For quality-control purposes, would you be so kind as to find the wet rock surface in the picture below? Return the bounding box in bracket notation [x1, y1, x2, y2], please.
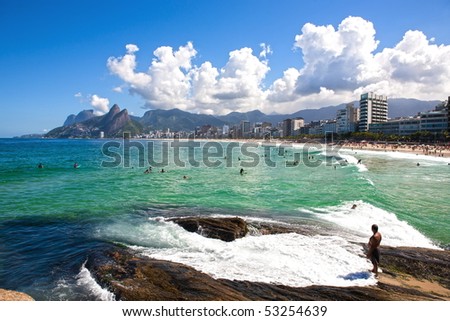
[379, 246, 450, 289]
[87, 249, 250, 301]
[168, 216, 321, 241]
[88, 217, 450, 301]
[168, 217, 249, 242]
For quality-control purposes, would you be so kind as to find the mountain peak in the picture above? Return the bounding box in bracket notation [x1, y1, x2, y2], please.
[47, 105, 141, 138]
[49, 98, 442, 138]
[116, 108, 129, 117]
[63, 109, 95, 126]
[109, 104, 120, 114]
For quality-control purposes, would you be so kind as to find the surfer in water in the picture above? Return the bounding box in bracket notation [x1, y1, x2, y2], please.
[367, 224, 382, 276]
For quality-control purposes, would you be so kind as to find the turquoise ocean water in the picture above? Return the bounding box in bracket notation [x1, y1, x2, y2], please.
[0, 138, 449, 300]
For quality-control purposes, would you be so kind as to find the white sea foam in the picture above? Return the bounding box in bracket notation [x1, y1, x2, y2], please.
[338, 153, 368, 172]
[99, 198, 440, 289]
[76, 262, 115, 301]
[363, 177, 375, 186]
[303, 201, 439, 249]
[318, 149, 368, 171]
[101, 219, 377, 288]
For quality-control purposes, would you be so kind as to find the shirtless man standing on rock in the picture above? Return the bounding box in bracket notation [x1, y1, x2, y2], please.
[367, 224, 382, 276]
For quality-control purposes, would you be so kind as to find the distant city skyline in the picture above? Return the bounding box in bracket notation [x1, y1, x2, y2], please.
[1, 0, 450, 137]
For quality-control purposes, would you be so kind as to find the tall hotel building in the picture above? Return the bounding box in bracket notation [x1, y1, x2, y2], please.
[359, 92, 388, 132]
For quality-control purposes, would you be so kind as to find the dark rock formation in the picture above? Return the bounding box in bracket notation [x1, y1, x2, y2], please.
[87, 250, 249, 301]
[87, 217, 450, 301]
[168, 216, 322, 242]
[246, 220, 321, 237]
[101, 108, 131, 136]
[168, 217, 249, 242]
[99, 104, 120, 127]
[88, 246, 450, 301]
[46, 104, 142, 138]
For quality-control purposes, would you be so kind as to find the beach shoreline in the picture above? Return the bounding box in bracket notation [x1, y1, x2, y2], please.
[339, 141, 450, 158]
[135, 137, 450, 155]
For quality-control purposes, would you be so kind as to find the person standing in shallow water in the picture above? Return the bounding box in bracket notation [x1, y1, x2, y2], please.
[367, 224, 382, 276]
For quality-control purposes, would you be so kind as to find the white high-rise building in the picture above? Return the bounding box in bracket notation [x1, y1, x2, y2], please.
[359, 92, 388, 132]
[291, 118, 304, 135]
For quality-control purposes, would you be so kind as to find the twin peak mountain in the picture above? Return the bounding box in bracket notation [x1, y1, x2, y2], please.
[46, 105, 141, 138]
[46, 104, 228, 138]
[46, 98, 440, 138]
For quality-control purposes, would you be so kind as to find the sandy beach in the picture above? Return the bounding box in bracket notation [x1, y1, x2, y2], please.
[340, 141, 450, 158]
[169, 137, 450, 161]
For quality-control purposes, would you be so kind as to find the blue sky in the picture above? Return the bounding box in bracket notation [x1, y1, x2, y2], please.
[1, 0, 450, 137]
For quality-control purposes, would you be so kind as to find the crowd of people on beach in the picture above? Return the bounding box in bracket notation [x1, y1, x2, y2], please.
[341, 141, 450, 158]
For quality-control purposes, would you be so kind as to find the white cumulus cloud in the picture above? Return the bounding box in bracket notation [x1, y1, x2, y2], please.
[368, 30, 450, 99]
[108, 43, 270, 114]
[268, 16, 450, 111]
[293, 16, 379, 95]
[108, 42, 196, 110]
[106, 16, 450, 115]
[207, 47, 269, 107]
[90, 94, 110, 115]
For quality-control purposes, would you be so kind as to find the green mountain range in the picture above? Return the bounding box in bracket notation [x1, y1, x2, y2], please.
[46, 98, 441, 138]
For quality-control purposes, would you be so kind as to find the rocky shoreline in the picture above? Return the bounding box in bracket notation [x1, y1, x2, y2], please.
[2, 216, 448, 301]
[87, 217, 450, 301]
